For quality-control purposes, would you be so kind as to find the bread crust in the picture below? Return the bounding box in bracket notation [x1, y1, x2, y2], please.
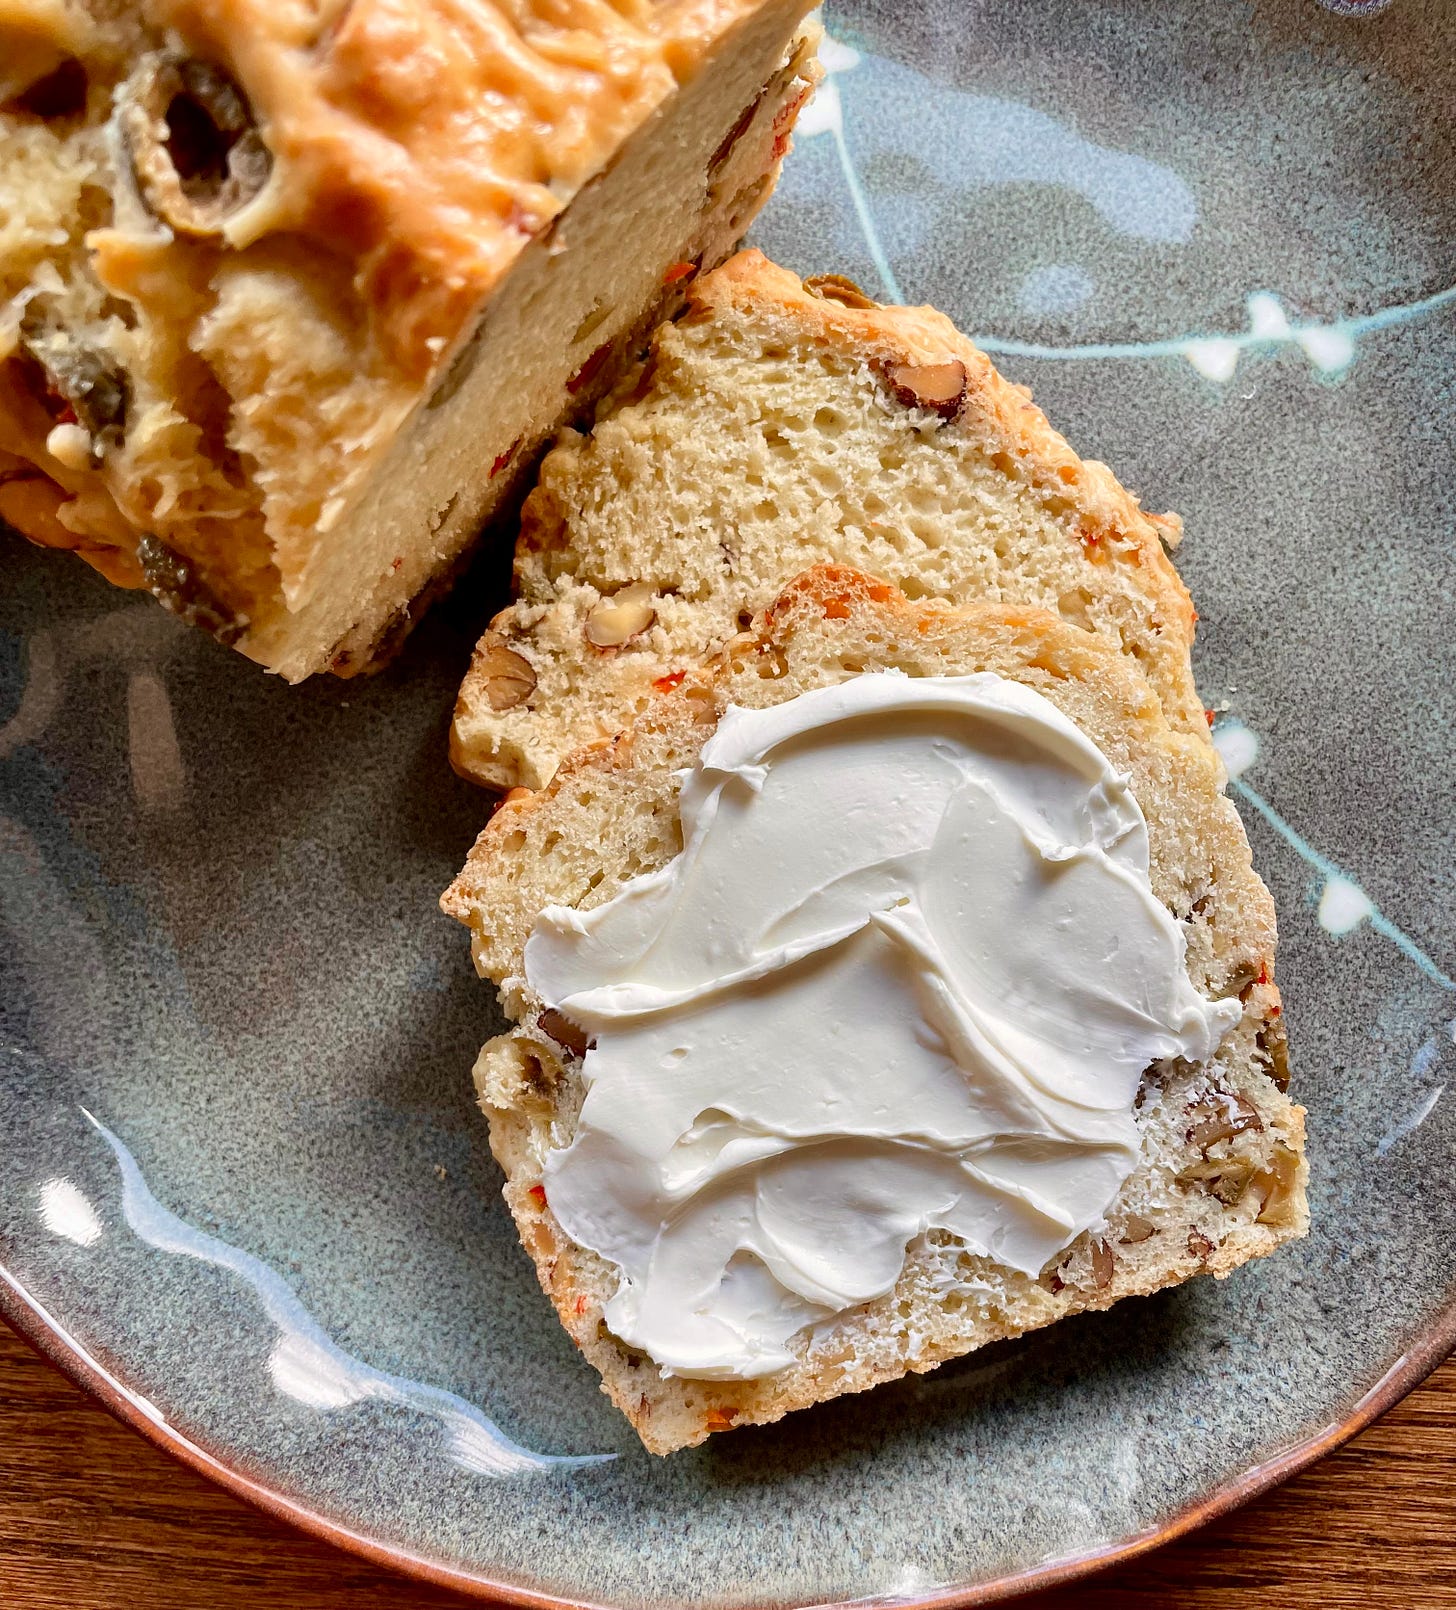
[444, 566, 1306, 1455]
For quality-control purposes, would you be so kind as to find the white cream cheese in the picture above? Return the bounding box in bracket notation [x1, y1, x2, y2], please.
[525, 672, 1239, 1381]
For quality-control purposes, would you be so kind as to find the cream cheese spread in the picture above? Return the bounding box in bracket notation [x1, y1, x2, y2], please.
[525, 672, 1239, 1380]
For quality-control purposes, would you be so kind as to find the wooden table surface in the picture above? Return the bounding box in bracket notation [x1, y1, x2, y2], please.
[2, 1321, 1452, 1609]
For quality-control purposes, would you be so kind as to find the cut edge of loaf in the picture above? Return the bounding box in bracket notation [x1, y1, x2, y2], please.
[450, 249, 1202, 791]
[443, 565, 1306, 1455]
[247, 21, 824, 682]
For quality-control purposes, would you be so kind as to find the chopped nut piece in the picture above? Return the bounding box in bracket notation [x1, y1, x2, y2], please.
[883, 359, 968, 418]
[1186, 1092, 1264, 1151]
[1089, 1238, 1114, 1289]
[683, 684, 719, 725]
[1257, 1022, 1291, 1091]
[1251, 1143, 1301, 1226]
[585, 583, 656, 648]
[538, 1008, 589, 1059]
[45, 422, 93, 471]
[1177, 1156, 1258, 1206]
[1118, 1214, 1157, 1245]
[474, 634, 537, 711]
[118, 52, 272, 237]
[1187, 1228, 1214, 1261]
[803, 273, 879, 310]
[1208, 1161, 1256, 1205]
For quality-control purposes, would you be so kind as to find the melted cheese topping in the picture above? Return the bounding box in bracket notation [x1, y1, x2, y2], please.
[143, 0, 773, 374]
[526, 673, 1240, 1380]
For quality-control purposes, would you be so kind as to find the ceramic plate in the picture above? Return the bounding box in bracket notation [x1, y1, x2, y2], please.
[3, 2, 1454, 1605]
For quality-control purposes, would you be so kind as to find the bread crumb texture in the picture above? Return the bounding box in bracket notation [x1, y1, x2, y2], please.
[452, 250, 1201, 791]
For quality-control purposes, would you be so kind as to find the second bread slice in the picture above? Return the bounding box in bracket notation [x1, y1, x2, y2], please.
[451, 250, 1202, 791]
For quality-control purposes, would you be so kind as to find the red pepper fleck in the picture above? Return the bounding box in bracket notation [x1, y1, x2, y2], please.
[652, 669, 687, 693]
[527, 1184, 546, 1206]
[772, 85, 812, 135]
[662, 260, 697, 286]
[574, 1295, 588, 1315]
[567, 341, 613, 396]
[489, 439, 519, 479]
[1204, 709, 1216, 726]
[391, 557, 403, 573]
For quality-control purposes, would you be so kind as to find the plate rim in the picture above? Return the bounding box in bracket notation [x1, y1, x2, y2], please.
[4, 1261, 1453, 1608]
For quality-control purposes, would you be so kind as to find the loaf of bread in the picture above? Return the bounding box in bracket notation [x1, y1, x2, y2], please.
[451, 250, 1201, 791]
[0, 2, 819, 677]
[442, 566, 1305, 1454]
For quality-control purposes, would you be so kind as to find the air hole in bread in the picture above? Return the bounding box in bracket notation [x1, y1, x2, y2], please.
[813, 405, 849, 436]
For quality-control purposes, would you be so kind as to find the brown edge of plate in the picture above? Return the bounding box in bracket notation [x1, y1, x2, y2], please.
[3, 1261, 1453, 1609]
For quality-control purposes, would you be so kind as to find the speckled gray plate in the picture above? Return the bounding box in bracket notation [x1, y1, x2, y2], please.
[3, 2, 1454, 1605]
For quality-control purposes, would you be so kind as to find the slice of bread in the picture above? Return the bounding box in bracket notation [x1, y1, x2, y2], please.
[442, 566, 1305, 1455]
[451, 250, 1202, 791]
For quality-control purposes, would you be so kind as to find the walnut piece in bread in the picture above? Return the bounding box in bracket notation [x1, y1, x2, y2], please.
[442, 566, 1305, 1455]
[0, 2, 820, 677]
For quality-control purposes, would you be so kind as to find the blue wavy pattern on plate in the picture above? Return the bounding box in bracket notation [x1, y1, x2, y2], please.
[3, 1, 1454, 1604]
